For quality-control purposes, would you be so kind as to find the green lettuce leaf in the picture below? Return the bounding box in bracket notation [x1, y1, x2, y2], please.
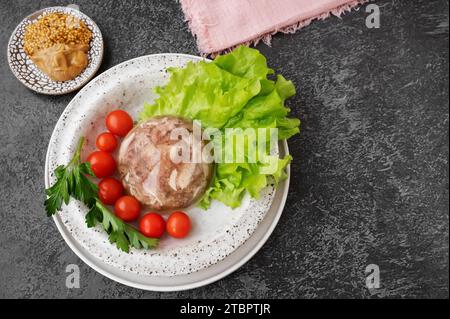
[224, 75, 300, 139]
[141, 46, 300, 209]
[140, 61, 261, 128]
[214, 45, 274, 80]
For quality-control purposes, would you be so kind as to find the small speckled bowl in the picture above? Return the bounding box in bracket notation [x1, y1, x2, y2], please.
[7, 6, 103, 95]
[44, 54, 290, 291]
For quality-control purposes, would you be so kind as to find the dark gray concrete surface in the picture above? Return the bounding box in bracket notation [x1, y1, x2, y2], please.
[0, 0, 448, 298]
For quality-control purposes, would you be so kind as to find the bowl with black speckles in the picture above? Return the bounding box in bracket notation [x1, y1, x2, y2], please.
[44, 54, 291, 291]
[7, 6, 103, 95]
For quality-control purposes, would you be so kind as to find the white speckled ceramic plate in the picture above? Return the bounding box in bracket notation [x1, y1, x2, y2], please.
[7, 6, 103, 95]
[44, 54, 290, 291]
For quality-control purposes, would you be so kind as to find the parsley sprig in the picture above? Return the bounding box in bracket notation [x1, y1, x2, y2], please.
[86, 200, 158, 252]
[45, 137, 98, 216]
[45, 137, 158, 253]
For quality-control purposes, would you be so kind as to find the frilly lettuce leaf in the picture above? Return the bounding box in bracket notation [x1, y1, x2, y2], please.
[214, 45, 274, 80]
[140, 46, 300, 209]
[140, 61, 261, 128]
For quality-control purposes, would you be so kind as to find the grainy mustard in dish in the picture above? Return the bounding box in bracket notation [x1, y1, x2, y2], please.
[23, 12, 93, 81]
[24, 12, 92, 56]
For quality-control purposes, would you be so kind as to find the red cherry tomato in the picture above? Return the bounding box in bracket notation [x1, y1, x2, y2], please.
[96, 132, 118, 152]
[98, 177, 123, 205]
[86, 151, 116, 178]
[106, 110, 133, 137]
[166, 211, 191, 238]
[114, 195, 141, 222]
[139, 213, 166, 238]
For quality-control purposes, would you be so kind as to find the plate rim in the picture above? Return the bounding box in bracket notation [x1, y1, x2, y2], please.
[44, 53, 290, 291]
[7, 6, 104, 95]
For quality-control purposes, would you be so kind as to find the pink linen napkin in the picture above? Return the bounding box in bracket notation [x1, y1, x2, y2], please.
[180, 0, 368, 55]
